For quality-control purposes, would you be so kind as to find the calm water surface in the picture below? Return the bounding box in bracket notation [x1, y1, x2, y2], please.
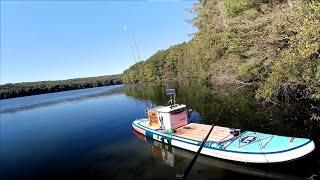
[1, 82, 319, 180]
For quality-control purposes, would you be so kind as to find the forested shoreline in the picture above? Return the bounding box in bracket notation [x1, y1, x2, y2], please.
[123, 0, 320, 103]
[0, 74, 122, 99]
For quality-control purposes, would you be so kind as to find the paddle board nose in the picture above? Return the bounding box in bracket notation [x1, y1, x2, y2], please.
[264, 138, 315, 163]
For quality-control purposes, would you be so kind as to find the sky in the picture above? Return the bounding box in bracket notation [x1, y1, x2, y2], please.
[0, 0, 196, 84]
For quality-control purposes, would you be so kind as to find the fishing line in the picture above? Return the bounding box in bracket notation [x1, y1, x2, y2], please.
[124, 25, 149, 109]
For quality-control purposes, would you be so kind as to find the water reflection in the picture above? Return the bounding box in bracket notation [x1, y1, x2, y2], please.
[125, 81, 319, 140]
[133, 130, 307, 180]
[0, 85, 123, 114]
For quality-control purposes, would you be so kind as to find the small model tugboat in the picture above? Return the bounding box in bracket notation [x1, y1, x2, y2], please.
[132, 89, 315, 163]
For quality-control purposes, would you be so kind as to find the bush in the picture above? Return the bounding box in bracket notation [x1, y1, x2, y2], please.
[316, 65, 320, 80]
[227, 42, 249, 57]
[257, 0, 320, 102]
[236, 60, 261, 82]
[223, 0, 256, 17]
[244, 8, 258, 19]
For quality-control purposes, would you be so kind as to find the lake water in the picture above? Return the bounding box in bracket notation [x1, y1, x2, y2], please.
[1, 82, 319, 180]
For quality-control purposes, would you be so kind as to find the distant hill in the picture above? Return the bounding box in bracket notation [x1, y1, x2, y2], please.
[122, 0, 320, 103]
[0, 74, 122, 99]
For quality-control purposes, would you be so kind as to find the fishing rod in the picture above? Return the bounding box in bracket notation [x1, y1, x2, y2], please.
[124, 25, 143, 81]
[124, 25, 137, 65]
[178, 109, 223, 180]
[178, 123, 215, 180]
[124, 25, 149, 110]
[132, 34, 143, 82]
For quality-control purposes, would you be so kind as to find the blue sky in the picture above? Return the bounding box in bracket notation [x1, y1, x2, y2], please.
[0, 1, 196, 84]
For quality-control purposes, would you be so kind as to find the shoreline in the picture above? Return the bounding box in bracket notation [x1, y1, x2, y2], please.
[0, 74, 122, 100]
